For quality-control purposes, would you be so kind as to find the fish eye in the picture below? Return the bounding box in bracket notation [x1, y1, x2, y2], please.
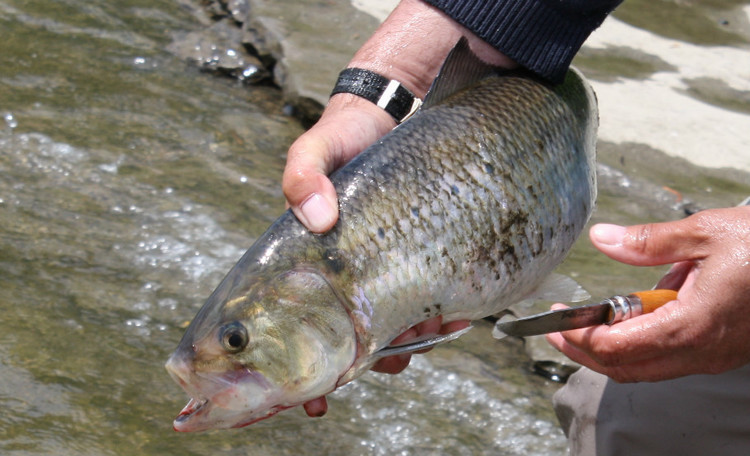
[219, 322, 248, 353]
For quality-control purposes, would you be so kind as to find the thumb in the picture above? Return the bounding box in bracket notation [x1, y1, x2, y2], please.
[589, 219, 706, 267]
[282, 95, 395, 233]
[283, 133, 339, 233]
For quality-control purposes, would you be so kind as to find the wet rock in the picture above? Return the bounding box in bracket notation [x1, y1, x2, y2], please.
[524, 335, 581, 382]
[168, 19, 269, 84]
[186, 0, 381, 123]
[239, 0, 380, 124]
[225, 0, 249, 24]
[202, 0, 232, 20]
[531, 360, 580, 384]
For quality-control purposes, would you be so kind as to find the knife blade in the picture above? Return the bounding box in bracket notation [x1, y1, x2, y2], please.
[493, 289, 678, 339]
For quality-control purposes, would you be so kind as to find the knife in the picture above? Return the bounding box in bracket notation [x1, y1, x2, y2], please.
[493, 289, 678, 339]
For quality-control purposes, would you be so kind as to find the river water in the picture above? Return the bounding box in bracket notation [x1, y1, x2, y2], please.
[1, 0, 749, 455]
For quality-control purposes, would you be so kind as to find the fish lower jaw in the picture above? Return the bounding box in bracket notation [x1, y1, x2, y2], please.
[172, 388, 292, 432]
[173, 397, 209, 432]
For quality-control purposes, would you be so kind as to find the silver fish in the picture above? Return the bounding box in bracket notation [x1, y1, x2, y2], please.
[165, 38, 598, 432]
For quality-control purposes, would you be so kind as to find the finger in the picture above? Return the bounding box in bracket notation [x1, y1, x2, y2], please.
[283, 133, 340, 233]
[548, 328, 721, 383]
[439, 319, 471, 335]
[413, 315, 443, 338]
[370, 354, 411, 374]
[412, 317, 444, 354]
[388, 316, 442, 346]
[589, 218, 710, 267]
[303, 396, 328, 417]
[384, 316, 443, 358]
[371, 315, 448, 374]
[546, 329, 665, 382]
[546, 330, 604, 368]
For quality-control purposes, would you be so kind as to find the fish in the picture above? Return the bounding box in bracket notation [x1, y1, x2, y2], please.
[165, 37, 598, 432]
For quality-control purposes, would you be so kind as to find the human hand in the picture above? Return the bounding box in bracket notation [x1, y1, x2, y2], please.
[546, 206, 750, 383]
[282, 0, 516, 233]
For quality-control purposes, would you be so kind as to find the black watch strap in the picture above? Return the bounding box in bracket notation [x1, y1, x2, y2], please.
[331, 68, 422, 123]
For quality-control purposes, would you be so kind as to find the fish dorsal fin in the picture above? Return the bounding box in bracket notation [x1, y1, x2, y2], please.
[422, 37, 499, 109]
[373, 326, 473, 359]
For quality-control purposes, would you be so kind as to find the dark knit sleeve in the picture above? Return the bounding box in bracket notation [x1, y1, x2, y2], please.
[423, 0, 622, 83]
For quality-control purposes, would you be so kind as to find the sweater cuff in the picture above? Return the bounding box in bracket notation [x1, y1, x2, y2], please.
[424, 0, 619, 83]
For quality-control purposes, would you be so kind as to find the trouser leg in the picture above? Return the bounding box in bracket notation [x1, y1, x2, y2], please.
[553, 364, 750, 456]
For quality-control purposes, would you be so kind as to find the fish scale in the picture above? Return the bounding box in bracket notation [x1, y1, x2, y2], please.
[166, 38, 598, 431]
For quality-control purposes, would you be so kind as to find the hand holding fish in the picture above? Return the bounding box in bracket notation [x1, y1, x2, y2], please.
[546, 206, 750, 382]
[282, 0, 516, 234]
[282, 93, 396, 233]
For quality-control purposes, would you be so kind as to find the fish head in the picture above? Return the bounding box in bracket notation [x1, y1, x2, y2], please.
[165, 268, 357, 431]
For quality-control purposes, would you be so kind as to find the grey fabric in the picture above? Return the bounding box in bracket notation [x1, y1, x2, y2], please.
[554, 364, 750, 455]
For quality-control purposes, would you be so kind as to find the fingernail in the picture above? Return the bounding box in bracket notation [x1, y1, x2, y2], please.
[300, 193, 335, 232]
[591, 223, 627, 246]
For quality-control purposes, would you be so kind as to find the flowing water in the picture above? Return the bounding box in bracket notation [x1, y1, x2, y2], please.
[1, 0, 749, 455]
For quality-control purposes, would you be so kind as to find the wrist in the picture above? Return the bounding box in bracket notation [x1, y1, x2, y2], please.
[319, 92, 398, 150]
[325, 92, 395, 125]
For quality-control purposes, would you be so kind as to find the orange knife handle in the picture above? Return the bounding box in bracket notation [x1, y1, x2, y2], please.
[606, 289, 678, 324]
[630, 289, 678, 315]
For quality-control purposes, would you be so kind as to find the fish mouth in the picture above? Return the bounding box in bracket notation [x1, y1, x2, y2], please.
[165, 353, 231, 432]
[166, 353, 285, 432]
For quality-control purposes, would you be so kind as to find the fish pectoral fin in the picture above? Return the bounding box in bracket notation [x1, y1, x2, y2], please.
[513, 273, 590, 309]
[373, 326, 473, 360]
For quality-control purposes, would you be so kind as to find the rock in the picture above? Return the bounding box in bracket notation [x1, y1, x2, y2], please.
[179, 0, 382, 123]
[225, 0, 249, 24]
[524, 335, 581, 382]
[168, 18, 269, 84]
[239, 0, 381, 124]
[202, 0, 231, 20]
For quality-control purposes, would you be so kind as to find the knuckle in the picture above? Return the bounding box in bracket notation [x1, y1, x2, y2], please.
[685, 211, 716, 237]
[684, 207, 750, 244]
[281, 170, 308, 204]
[627, 223, 655, 256]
